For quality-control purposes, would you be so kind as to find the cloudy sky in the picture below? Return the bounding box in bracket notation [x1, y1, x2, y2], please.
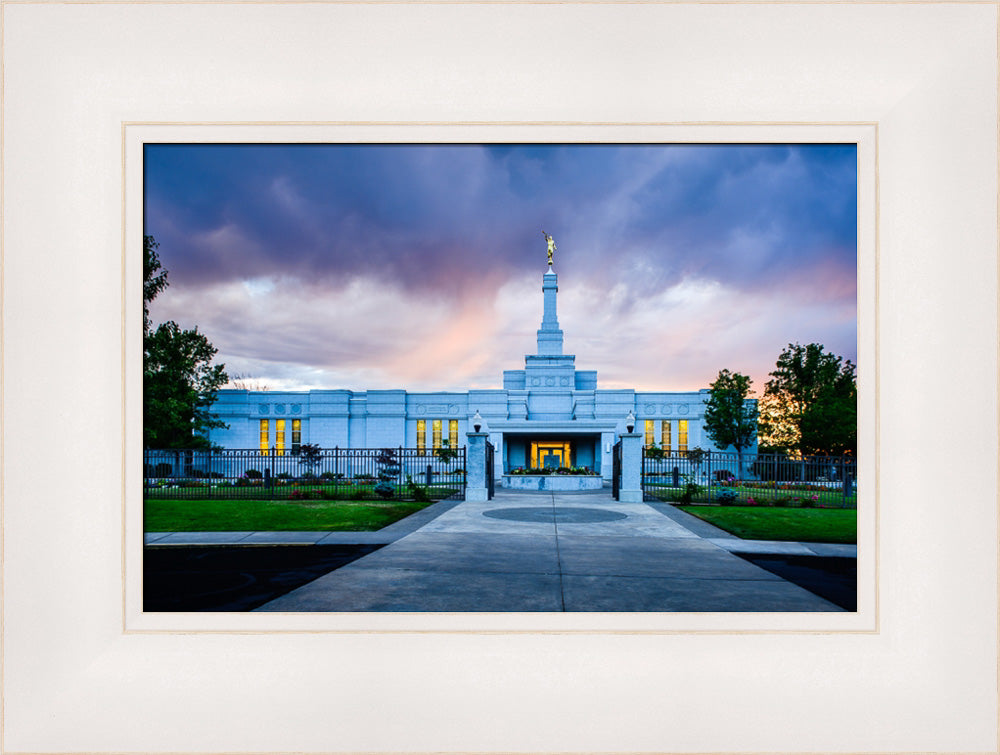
[143, 143, 857, 395]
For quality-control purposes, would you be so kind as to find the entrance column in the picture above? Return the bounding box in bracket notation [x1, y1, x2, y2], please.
[618, 430, 644, 502]
[465, 431, 490, 501]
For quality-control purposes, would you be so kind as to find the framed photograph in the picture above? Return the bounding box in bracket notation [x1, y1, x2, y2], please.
[127, 126, 874, 633]
[3, 2, 996, 753]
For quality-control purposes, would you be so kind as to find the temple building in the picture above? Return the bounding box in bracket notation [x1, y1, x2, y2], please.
[207, 256, 752, 482]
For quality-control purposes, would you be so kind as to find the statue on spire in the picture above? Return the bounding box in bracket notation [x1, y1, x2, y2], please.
[542, 231, 556, 267]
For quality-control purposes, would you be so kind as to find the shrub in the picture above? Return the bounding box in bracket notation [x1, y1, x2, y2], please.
[276, 472, 292, 480]
[152, 462, 173, 477]
[716, 489, 739, 505]
[405, 475, 432, 503]
[349, 487, 368, 501]
[300, 471, 317, 480]
[374, 482, 395, 499]
[320, 471, 337, 480]
[244, 469, 263, 479]
[679, 482, 701, 504]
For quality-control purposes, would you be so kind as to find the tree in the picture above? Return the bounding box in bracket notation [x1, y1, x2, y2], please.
[756, 392, 799, 454]
[298, 443, 322, 474]
[144, 236, 169, 336]
[226, 373, 271, 392]
[144, 235, 228, 449]
[434, 439, 459, 464]
[762, 343, 856, 456]
[703, 369, 758, 478]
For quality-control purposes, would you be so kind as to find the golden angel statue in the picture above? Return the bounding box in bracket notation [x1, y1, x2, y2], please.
[542, 231, 556, 266]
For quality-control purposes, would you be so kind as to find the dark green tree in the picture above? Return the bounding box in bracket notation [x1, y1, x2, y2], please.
[144, 235, 228, 449]
[298, 443, 323, 472]
[703, 369, 758, 477]
[435, 439, 459, 464]
[144, 236, 169, 335]
[762, 343, 856, 456]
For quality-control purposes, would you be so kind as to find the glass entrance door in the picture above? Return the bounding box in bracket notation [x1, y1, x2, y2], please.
[530, 441, 572, 469]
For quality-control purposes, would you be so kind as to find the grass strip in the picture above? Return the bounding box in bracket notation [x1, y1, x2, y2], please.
[676, 505, 856, 544]
[145, 498, 437, 532]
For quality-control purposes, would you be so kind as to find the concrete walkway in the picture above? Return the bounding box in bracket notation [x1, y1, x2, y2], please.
[220, 489, 850, 612]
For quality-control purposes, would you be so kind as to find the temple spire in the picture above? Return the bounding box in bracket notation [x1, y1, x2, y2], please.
[536, 235, 563, 355]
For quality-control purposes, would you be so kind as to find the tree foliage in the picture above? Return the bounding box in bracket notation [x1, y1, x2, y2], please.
[703, 370, 758, 472]
[761, 343, 856, 456]
[143, 236, 169, 336]
[144, 235, 228, 449]
[298, 443, 322, 471]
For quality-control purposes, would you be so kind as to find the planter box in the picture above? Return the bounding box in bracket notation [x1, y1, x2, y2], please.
[501, 474, 604, 491]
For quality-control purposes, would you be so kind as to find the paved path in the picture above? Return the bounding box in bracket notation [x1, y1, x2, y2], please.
[229, 489, 848, 612]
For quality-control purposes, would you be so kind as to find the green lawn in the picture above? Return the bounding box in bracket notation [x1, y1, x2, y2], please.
[144, 498, 439, 532]
[676, 505, 857, 544]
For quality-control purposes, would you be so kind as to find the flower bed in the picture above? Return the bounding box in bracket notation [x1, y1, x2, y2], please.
[508, 466, 598, 476]
[502, 473, 604, 491]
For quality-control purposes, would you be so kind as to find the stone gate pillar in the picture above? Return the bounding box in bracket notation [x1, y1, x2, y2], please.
[465, 431, 490, 501]
[618, 431, 644, 502]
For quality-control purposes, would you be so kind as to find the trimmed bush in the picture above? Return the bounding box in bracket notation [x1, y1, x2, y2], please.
[679, 482, 701, 504]
[716, 489, 739, 505]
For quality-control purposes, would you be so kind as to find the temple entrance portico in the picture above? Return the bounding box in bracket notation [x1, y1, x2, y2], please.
[486, 420, 620, 480]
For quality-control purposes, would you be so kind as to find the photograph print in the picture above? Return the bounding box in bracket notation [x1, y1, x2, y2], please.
[142, 142, 858, 613]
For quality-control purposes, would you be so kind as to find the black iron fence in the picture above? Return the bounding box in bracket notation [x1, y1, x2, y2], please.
[486, 441, 495, 500]
[641, 450, 857, 508]
[611, 440, 622, 501]
[144, 447, 466, 501]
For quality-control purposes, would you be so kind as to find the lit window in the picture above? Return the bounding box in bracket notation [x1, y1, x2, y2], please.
[291, 419, 301, 454]
[661, 420, 671, 453]
[416, 420, 426, 453]
[275, 419, 285, 456]
[644, 419, 654, 447]
[678, 419, 688, 456]
[449, 419, 459, 449]
[259, 419, 269, 456]
[432, 419, 442, 450]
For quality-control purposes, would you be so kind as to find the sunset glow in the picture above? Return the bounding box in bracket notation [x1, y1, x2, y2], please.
[144, 143, 857, 394]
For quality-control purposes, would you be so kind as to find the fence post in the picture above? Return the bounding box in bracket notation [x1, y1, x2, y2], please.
[707, 452, 714, 503]
[842, 457, 853, 508]
[617, 431, 644, 502]
[465, 431, 490, 501]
